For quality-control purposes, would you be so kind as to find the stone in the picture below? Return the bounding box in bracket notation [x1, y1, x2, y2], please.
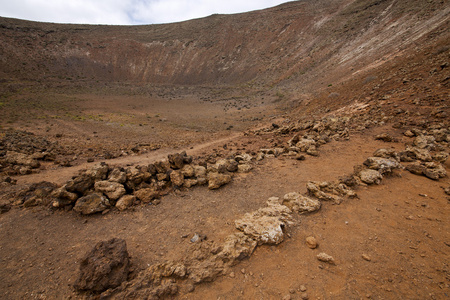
[423, 162, 446, 180]
[85, 163, 109, 180]
[363, 157, 402, 174]
[359, 169, 382, 185]
[94, 181, 126, 201]
[0, 204, 11, 214]
[235, 153, 252, 163]
[237, 164, 252, 173]
[235, 198, 292, 245]
[65, 174, 95, 195]
[362, 254, 371, 261]
[317, 252, 335, 264]
[306, 236, 318, 249]
[373, 148, 400, 161]
[404, 130, 415, 137]
[74, 238, 130, 293]
[73, 193, 110, 215]
[296, 139, 316, 152]
[433, 152, 449, 164]
[282, 192, 321, 214]
[407, 146, 432, 162]
[168, 153, 185, 169]
[181, 164, 195, 178]
[215, 159, 230, 173]
[170, 170, 185, 187]
[217, 232, 257, 263]
[184, 179, 198, 188]
[154, 160, 170, 174]
[115, 195, 135, 211]
[413, 135, 432, 149]
[156, 173, 168, 181]
[406, 163, 426, 175]
[108, 168, 127, 184]
[190, 233, 207, 243]
[5, 151, 40, 168]
[125, 168, 145, 190]
[207, 173, 231, 190]
[444, 186, 450, 196]
[193, 165, 207, 178]
[227, 160, 239, 172]
[51, 186, 79, 207]
[306, 181, 343, 204]
[306, 146, 319, 156]
[134, 188, 159, 203]
[375, 133, 393, 142]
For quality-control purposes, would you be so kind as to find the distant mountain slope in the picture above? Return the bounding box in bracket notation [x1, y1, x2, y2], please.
[0, 0, 448, 87]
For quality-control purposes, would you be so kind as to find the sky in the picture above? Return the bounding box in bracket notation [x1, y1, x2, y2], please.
[0, 0, 290, 25]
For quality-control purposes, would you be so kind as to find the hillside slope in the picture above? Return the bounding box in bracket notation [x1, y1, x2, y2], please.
[0, 0, 448, 88]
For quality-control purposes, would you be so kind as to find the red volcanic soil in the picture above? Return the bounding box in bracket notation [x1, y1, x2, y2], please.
[0, 0, 449, 299]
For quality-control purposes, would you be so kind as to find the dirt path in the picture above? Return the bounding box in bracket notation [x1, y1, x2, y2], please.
[13, 132, 242, 185]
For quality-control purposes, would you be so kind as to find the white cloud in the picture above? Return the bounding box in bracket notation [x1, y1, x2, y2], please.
[0, 0, 289, 25]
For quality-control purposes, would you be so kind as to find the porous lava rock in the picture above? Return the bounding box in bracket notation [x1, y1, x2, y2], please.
[74, 238, 130, 293]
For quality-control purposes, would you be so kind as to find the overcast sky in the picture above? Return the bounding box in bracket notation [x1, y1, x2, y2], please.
[0, 0, 290, 25]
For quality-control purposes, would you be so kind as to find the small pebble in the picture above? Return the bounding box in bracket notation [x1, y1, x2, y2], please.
[306, 236, 318, 249]
[317, 252, 335, 264]
[229, 272, 235, 278]
[301, 292, 309, 300]
[362, 254, 372, 261]
[300, 285, 307, 292]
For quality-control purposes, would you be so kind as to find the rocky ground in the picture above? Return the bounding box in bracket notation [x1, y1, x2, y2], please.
[0, 0, 449, 299]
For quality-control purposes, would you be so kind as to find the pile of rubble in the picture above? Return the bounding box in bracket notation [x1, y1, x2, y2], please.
[0, 130, 61, 176]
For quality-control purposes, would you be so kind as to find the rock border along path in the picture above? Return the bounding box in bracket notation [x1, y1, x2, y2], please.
[3, 118, 448, 298]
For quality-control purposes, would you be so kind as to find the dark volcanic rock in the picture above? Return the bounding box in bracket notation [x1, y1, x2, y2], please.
[74, 238, 130, 293]
[168, 153, 185, 169]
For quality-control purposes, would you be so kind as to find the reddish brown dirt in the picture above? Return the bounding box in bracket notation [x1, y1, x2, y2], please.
[0, 0, 449, 299]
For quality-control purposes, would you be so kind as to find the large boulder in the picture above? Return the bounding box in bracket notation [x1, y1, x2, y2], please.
[94, 181, 126, 201]
[73, 193, 110, 215]
[74, 238, 130, 293]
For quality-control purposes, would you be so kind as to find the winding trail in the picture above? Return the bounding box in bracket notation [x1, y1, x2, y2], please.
[14, 133, 242, 185]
